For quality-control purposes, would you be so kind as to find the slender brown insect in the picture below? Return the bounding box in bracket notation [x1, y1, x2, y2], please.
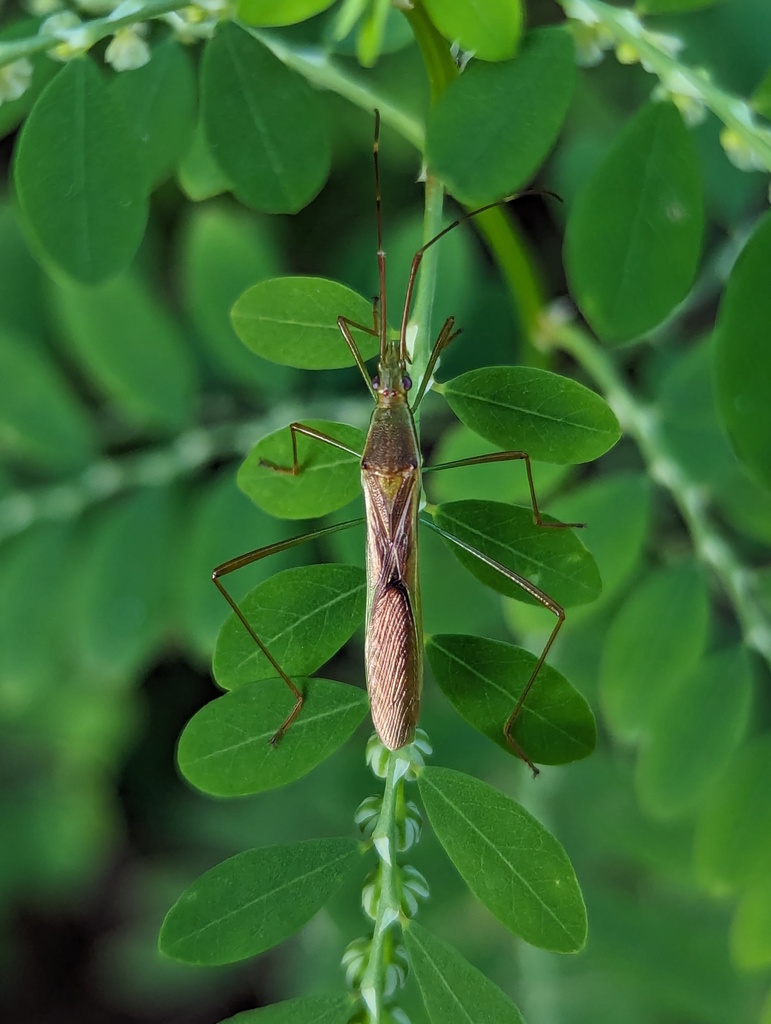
[212, 112, 579, 772]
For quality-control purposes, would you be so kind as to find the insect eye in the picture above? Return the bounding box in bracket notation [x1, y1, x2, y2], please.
[372, 375, 380, 389]
[402, 375, 412, 391]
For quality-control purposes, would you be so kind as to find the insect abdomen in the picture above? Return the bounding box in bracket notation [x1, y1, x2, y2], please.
[365, 581, 421, 750]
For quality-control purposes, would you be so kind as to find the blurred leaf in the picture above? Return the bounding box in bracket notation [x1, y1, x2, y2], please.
[441, 366, 620, 463]
[231, 277, 377, 369]
[0, 21, 59, 139]
[426, 423, 570, 505]
[713, 211, 771, 491]
[0, 202, 46, 342]
[753, 66, 771, 119]
[403, 920, 525, 1024]
[426, 633, 596, 764]
[180, 205, 292, 391]
[550, 473, 653, 604]
[418, 766, 586, 951]
[426, 27, 575, 203]
[430, 500, 601, 606]
[177, 469, 294, 662]
[731, 876, 771, 971]
[220, 995, 352, 1023]
[421, 0, 523, 61]
[565, 102, 703, 343]
[213, 564, 365, 689]
[238, 0, 337, 25]
[638, 0, 726, 10]
[695, 735, 771, 896]
[159, 838, 360, 964]
[599, 560, 709, 742]
[0, 330, 94, 472]
[14, 57, 147, 284]
[635, 646, 752, 819]
[51, 273, 197, 430]
[201, 24, 330, 212]
[178, 676, 368, 795]
[111, 38, 196, 188]
[238, 420, 365, 519]
[69, 489, 176, 682]
[177, 120, 232, 201]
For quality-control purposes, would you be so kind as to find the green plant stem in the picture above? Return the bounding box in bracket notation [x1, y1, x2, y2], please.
[0, 0, 185, 69]
[402, 0, 457, 102]
[361, 752, 402, 1022]
[558, 0, 771, 171]
[546, 318, 771, 668]
[409, 170, 445, 418]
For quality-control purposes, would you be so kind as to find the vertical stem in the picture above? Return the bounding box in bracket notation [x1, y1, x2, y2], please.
[409, 171, 446, 424]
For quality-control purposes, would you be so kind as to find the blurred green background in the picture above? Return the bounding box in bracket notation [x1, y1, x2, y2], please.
[2, 0, 771, 1021]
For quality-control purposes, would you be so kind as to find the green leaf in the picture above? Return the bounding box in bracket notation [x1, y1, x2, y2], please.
[565, 102, 703, 343]
[177, 119, 232, 201]
[238, 0, 337, 25]
[694, 736, 771, 896]
[50, 273, 197, 431]
[418, 767, 586, 952]
[111, 39, 196, 188]
[426, 27, 575, 203]
[0, 329, 94, 472]
[238, 420, 365, 519]
[713, 211, 771, 491]
[14, 57, 147, 284]
[0, 202, 46, 341]
[69, 489, 176, 682]
[219, 994, 352, 1024]
[426, 633, 595, 764]
[430, 500, 602, 607]
[178, 677, 368, 795]
[635, 647, 752, 820]
[180, 205, 292, 392]
[404, 920, 525, 1024]
[213, 564, 366, 689]
[0, 21, 59, 139]
[441, 366, 620, 463]
[599, 561, 710, 742]
[201, 24, 331, 212]
[731, 876, 771, 971]
[421, 0, 523, 61]
[638, 0, 724, 11]
[232, 277, 378, 369]
[550, 473, 653, 604]
[177, 468, 295, 662]
[160, 838, 360, 965]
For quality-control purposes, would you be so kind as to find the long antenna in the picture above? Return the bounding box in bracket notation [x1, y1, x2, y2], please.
[373, 110, 388, 362]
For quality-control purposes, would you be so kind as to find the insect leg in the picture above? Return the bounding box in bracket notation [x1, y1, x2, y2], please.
[420, 515, 565, 777]
[338, 314, 378, 398]
[260, 423, 362, 475]
[410, 316, 462, 412]
[213, 517, 364, 743]
[424, 451, 585, 529]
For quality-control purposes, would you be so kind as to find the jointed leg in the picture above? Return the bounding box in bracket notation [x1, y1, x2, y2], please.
[212, 518, 364, 742]
[421, 515, 565, 777]
[410, 315, 463, 412]
[338, 308, 379, 398]
[424, 450, 585, 530]
[260, 422, 362, 475]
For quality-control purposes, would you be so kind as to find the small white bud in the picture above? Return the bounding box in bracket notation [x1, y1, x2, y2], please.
[0, 59, 33, 105]
[105, 25, 150, 72]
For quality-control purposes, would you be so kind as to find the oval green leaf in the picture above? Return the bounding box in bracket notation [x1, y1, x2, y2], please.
[426, 634, 595, 765]
[418, 767, 586, 952]
[220, 995, 352, 1024]
[201, 24, 331, 212]
[238, 420, 365, 519]
[178, 119, 232, 201]
[51, 273, 198, 431]
[430, 500, 601, 607]
[238, 0, 337, 25]
[565, 101, 703, 343]
[178, 677, 368, 795]
[599, 560, 709, 742]
[441, 366, 620, 464]
[731, 877, 771, 972]
[232, 277, 378, 369]
[421, 0, 523, 62]
[426, 27, 575, 203]
[635, 646, 752, 819]
[404, 920, 525, 1024]
[159, 838, 360, 965]
[694, 736, 771, 896]
[713, 211, 771, 491]
[213, 563, 366, 689]
[0, 330, 94, 472]
[14, 57, 147, 284]
[111, 39, 196, 188]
